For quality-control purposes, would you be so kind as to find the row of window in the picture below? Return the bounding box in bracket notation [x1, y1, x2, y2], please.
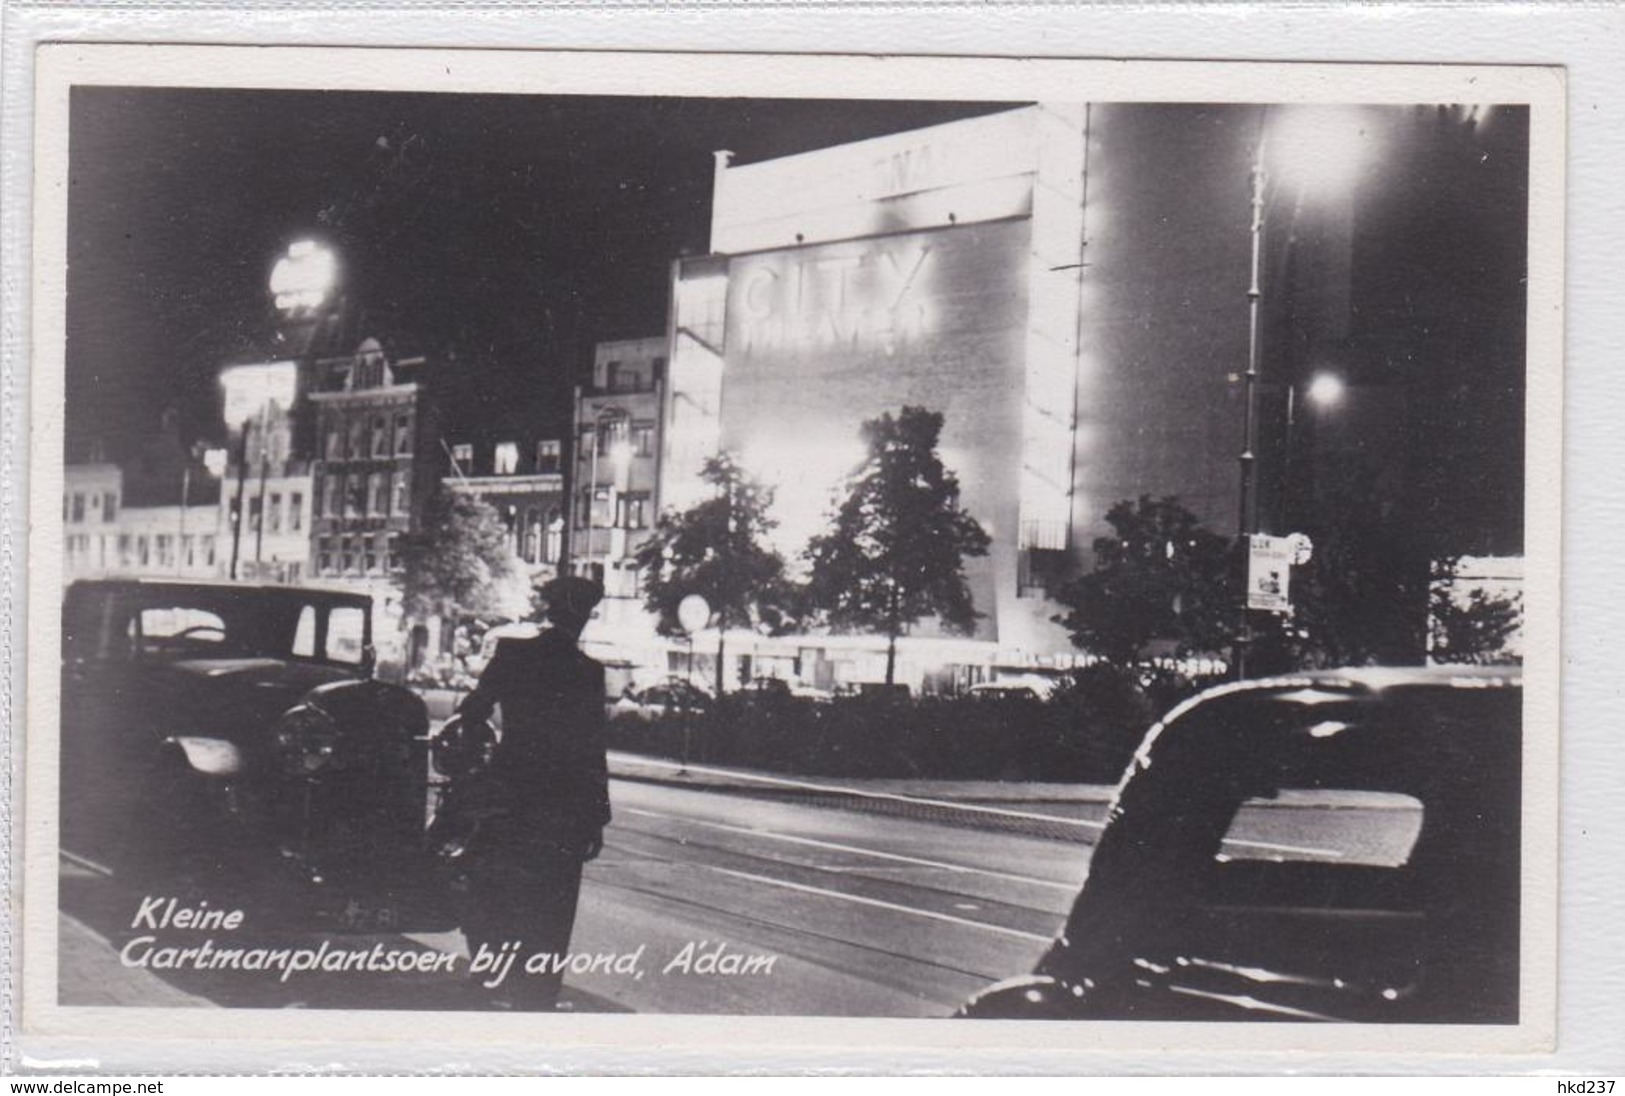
[317, 471, 411, 519]
[496, 504, 564, 566]
[601, 358, 665, 394]
[65, 532, 218, 572]
[64, 491, 118, 524]
[575, 489, 650, 530]
[449, 439, 563, 477]
[315, 533, 401, 578]
[578, 422, 657, 461]
[324, 411, 415, 462]
[241, 491, 305, 535]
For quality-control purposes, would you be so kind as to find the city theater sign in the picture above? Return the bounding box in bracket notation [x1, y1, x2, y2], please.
[734, 238, 936, 356]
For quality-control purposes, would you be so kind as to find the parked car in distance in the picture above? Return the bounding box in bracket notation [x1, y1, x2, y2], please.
[738, 676, 835, 704]
[959, 665, 1523, 1024]
[59, 579, 448, 932]
[965, 676, 1057, 702]
[610, 677, 713, 722]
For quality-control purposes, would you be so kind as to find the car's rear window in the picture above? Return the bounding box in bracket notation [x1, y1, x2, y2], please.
[1220, 789, 1424, 867]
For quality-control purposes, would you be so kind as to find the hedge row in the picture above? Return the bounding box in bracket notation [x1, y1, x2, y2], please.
[606, 667, 1216, 783]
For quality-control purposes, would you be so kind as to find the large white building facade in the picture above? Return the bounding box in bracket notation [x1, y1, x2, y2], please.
[667, 106, 1097, 659]
[661, 102, 1530, 683]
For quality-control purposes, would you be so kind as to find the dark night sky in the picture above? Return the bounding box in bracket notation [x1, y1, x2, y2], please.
[65, 88, 1016, 462]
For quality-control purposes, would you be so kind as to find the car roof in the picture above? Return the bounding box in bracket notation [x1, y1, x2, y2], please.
[1197, 664, 1521, 704]
[1143, 664, 1522, 756]
[65, 577, 372, 608]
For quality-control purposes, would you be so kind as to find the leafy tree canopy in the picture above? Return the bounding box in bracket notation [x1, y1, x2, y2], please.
[1053, 495, 1235, 669]
[806, 407, 990, 682]
[632, 452, 791, 638]
[398, 488, 532, 624]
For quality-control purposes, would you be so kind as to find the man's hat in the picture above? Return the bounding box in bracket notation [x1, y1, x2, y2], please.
[538, 575, 604, 621]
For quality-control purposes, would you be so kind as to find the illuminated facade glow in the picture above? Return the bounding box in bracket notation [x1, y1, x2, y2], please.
[220, 361, 299, 428]
[1018, 104, 1089, 555]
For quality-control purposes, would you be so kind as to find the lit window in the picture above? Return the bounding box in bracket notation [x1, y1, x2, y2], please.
[544, 511, 563, 564]
[368, 472, 387, 515]
[617, 492, 649, 530]
[395, 413, 413, 456]
[322, 475, 340, 518]
[372, 415, 390, 457]
[633, 424, 655, 458]
[325, 428, 344, 460]
[348, 418, 366, 460]
[392, 471, 410, 514]
[346, 477, 365, 518]
[524, 507, 542, 562]
[598, 418, 630, 457]
[494, 442, 519, 475]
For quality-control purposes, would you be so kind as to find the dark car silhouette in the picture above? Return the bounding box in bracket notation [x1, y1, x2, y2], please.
[960, 666, 1523, 1024]
[59, 579, 449, 932]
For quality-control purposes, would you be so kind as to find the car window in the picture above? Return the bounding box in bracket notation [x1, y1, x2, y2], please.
[326, 605, 367, 664]
[291, 605, 318, 658]
[1220, 789, 1423, 867]
[128, 606, 230, 655]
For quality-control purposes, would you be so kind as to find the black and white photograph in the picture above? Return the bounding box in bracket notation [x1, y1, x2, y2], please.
[20, 46, 1562, 1052]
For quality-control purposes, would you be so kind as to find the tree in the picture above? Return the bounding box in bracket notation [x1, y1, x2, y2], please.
[1052, 496, 1235, 670]
[632, 453, 791, 696]
[805, 406, 991, 686]
[1428, 560, 1524, 665]
[398, 488, 532, 625]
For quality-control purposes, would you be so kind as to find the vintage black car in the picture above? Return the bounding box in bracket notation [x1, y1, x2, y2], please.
[960, 666, 1523, 1023]
[60, 579, 450, 931]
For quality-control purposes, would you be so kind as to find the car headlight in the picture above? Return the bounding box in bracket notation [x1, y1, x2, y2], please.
[273, 705, 341, 777]
[431, 714, 497, 779]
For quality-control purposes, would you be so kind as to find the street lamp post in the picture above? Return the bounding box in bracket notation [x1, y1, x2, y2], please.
[1233, 106, 1372, 679]
[228, 417, 252, 581]
[1234, 132, 1268, 680]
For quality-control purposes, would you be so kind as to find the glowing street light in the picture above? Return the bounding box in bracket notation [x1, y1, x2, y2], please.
[1266, 106, 1379, 199]
[1305, 371, 1346, 409]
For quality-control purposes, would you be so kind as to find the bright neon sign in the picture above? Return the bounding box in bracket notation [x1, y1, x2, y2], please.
[734, 241, 934, 354]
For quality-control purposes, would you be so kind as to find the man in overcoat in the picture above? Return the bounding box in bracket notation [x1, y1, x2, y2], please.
[455, 575, 610, 1009]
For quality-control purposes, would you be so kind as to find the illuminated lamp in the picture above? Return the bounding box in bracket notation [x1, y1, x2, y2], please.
[269, 239, 337, 314]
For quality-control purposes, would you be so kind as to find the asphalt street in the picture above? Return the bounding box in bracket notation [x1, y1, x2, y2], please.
[55, 760, 1420, 1016]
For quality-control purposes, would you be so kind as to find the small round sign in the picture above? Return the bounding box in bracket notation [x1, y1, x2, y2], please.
[677, 594, 711, 636]
[1287, 532, 1315, 566]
